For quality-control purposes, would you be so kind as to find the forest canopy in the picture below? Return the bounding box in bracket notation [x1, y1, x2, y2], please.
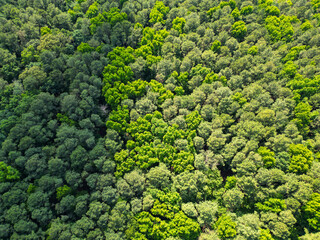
[1, 0, 320, 239]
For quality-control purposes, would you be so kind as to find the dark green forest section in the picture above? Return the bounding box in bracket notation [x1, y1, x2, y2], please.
[1, 0, 320, 239]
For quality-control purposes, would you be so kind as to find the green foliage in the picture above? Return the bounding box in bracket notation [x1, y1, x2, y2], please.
[0, 162, 20, 182]
[232, 21, 247, 40]
[282, 46, 306, 63]
[204, 72, 226, 85]
[288, 144, 314, 174]
[301, 20, 313, 31]
[103, 67, 134, 107]
[207, 0, 236, 17]
[258, 147, 276, 168]
[300, 232, 320, 240]
[228, 0, 236, 10]
[225, 176, 237, 190]
[311, 0, 320, 11]
[125, 79, 148, 99]
[133, 144, 160, 170]
[172, 17, 186, 33]
[207, 7, 220, 18]
[106, 105, 130, 133]
[240, 5, 253, 15]
[171, 150, 194, 173]
[265, 15, 295, 42]
[293, 101, 318, 136]
[185, 111, 203, 131]
[2, 0, 320, 239]
[230, 8, 239, 20]
[27, 184, 36, 194]
[287, 74, 320, 100]
[256, 198, 287, 213]
[77, 43, 95, 53]
[141, 28, 169, 55]
[86, 2, 99, 19]
[220, 1, 230, 9]
[56, 185, 72, 200]
[114, 149, 134, 177]
[127, 116, 153, 144]
[131, 190, 200, 240]
[248, 46, 258, 55]
[21, 45, 39, 65]
[174, 86, 185, 96]
[265, 6, 280, 17]
[259, 229, 274, 240]
[232, 92, 247, 106]
[108, 46, 135, 65]
[57, 113, 76, 126]
[135, 45, 153, 58]
[90, 13, 106, 34]
[68, 4, 83, 22]
[215, 214, 237, 239]
[279, 61, 298, 79]
[105, 7, 127, 26]
[113, 111, 195, 176]
[149, 1, 169, 24]
[149, 80, 174, 103]
[304, 193, 320, 230]
[40, 26, 52, 36]
[211, 40, 221, 53]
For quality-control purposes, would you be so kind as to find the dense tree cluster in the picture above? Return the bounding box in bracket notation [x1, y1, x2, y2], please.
[1, 0, 320, 239]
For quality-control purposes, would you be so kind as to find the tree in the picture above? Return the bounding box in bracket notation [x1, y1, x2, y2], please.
[265, 15, 295, 42]
[207, 129, 229, 153]
[293, 101, 318, 136]
[56, 185, 72, 200]
[71, 216, 95, 238]
[185, 110, 203, 131]
[149, 1, 169, 25]
[214, 214, 237, 240]
[131, 190, 200, 240]
[240, 5, 253, 16]
[123, 170, 146, 197]
[258, 147, 276, 168]
[56, 195, 76, 215]
[172, 17, 186, 34]
[231, 8, 240, 20]
[171, 150, 194, 173]
[173, 170, 214, 202]
[89, 13, 107, 34]
[195, 201, 218, 227]
[265, 6, 280, 16]
[146, 163, 172, 189]
[288, 144, 314, 174]
[304, 193, 320, 230]
[236, 213, 261, 239]
[256, 198, 287, 213]
[232, 21, 247, 40]
[19, 66, 47, 91]
[77, 43, 95, 53]
[106, 105, 130, 134]
[248, 46, 258, 56]
[168, 211, 200, 239]
[106, 8, 128, 27]
[300, 231, 320, 240]
[85, 2, 99, 19]
[223, 188, 244, 211]
[0, 224, 11, 239]
[0, 162, 19, 182]
[108, 201, 132, 232]
[259, 228, 274, 240]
